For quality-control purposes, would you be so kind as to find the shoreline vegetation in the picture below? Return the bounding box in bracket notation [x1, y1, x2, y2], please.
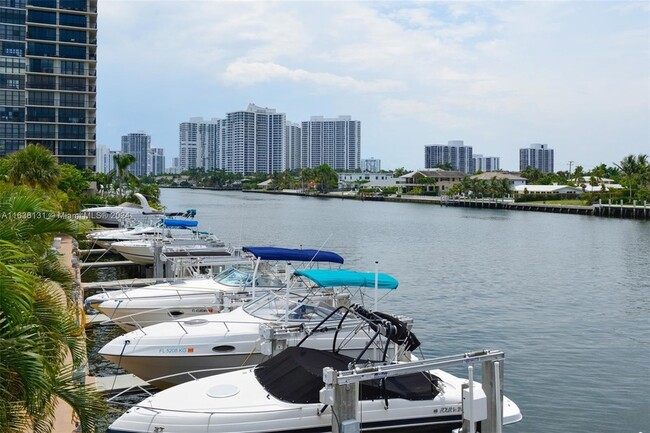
[156, 153, 649, 210]
[242, 188, 649, 220]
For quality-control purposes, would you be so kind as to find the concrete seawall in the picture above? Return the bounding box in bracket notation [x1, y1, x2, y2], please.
[243, 189, 650, 220]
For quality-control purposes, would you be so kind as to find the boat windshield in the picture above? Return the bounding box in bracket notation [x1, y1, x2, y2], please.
[243, 292, 344, 322]
[213, 266, 284, 288]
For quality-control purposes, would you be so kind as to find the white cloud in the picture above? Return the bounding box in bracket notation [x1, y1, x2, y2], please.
[96, 0, 650, 170]
[222, 61, 404, 93]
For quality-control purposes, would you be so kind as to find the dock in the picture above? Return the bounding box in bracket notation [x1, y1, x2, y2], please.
[92, 374, 151, 396]
[247, 190, 650, 220]
[52, 236, 86, 433]
[85, 312, 111, 327]
[82, 277, 160, 291]
[79, 260, 138, 269]
[78, 248, 109, 255]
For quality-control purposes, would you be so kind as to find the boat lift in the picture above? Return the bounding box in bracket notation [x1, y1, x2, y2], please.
[320, 349, 506, 433]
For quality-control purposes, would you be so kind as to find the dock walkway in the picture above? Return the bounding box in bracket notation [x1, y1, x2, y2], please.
[52, 236, 83, 433]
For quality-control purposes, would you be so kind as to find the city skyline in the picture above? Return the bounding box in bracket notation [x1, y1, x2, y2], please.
[178, 106, 361, 174]
[96, 1, 649, 171]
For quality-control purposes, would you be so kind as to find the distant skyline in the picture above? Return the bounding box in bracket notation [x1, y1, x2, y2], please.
[96, 0, 649, 171]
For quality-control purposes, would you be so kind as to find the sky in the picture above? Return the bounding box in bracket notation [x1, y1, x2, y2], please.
[96, 0, 650, 171]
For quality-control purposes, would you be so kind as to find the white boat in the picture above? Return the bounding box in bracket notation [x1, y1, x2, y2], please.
[110, 235, 226, 265]
[81, 193, 171, 227]
[88, 248, 346, 331]
[106, 310, 522, 433]
[98, 270, 400, 387]
[87, 219, 202, 249]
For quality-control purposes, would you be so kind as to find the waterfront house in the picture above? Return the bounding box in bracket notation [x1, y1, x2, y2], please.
[471, 172, 527, 188]
[398, 169, 465, 194]
[572, 176, 624, 192]
[338, 172, 394, 189]
[514, 184, 583, 195]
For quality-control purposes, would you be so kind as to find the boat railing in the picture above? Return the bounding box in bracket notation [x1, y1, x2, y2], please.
[105, 364, 260, 403]
[101, 298, 251, 333]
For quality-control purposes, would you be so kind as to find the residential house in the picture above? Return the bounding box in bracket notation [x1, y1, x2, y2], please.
[398, 169, 465, 194]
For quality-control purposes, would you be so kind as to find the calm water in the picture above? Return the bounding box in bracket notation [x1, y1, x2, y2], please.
[100, 188, 650, 432]
[164, 188, 650, 432]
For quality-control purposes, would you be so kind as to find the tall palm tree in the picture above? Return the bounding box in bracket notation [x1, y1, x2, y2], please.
[111, 153, 136, 200]
[314, 164, 339, 193]
[0, 185, 106, 433]
[614, 154, 639, 199]
[94, 171, 115, 198]
[637, 154, 650, 189]
[4, 144, 61, 191]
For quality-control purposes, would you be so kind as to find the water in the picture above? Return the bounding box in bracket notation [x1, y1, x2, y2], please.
[100, 188, 650, 432]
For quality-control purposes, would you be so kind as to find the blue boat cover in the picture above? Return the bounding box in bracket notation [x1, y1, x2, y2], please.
[294, 269, 398, 289]
[163, 218, 198, 227]
[242, 247, 344, 264]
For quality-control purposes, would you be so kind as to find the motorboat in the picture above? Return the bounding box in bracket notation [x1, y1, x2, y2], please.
[98, 269, 400, 387]
[87, 218, 203, 250]
[87, 248, 346, 331]
[81, 192, 188, 227]
[110, 235, 226, 265]
[106, 308, 522, 433]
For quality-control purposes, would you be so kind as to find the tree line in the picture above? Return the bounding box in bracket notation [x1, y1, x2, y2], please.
[0, 144, 106, 432]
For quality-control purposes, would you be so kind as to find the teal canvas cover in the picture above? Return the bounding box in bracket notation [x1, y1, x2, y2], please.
[294, 269, 398, 289]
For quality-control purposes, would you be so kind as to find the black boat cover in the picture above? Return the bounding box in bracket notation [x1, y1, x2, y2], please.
[254, 347, 441, 404]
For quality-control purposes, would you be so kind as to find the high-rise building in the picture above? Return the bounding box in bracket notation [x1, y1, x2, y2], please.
[519, 143, 554, 173]
[121, 131, 150, 177]
[225, 104, 285, 174]
[0, 0, 98, 169]
[361, 157, 381, 172]
[285, 121, 301, 171]
[301, 115, 360, 171]
[424, 140, 473, 173]
[95, 143, 113, 173]
[179, 117, 222, 171]
[473, 154, 500, 172]
[149, 147, 164, 176]
[181, 107, 362, 175]
[167, 156, 180, 174]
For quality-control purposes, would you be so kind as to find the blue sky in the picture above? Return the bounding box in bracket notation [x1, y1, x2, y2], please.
[96, 0, 649, 171]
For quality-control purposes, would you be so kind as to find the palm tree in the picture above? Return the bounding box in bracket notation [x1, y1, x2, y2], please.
[4, 144, 61, 191]
[0, 185, 106, 432]
[111, 153, 136, 200]
[520, 166, 542, 184]
[392, 167, 409, 177]
[614, 154, 639, 199]
[459, 176, 473, 196]
[637, 154, 650, 189]
[313, 164, 339, 193]
[94, 171, 115, 198]
[572, 165, 585, 185]
[300, 167, 315, 192]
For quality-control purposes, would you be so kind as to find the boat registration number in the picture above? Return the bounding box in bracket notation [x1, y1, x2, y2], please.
[158, 347, 195, 354]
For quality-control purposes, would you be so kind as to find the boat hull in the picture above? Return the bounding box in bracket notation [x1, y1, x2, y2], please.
[106, 364, 522, 433]
[102, 353, 265, 389]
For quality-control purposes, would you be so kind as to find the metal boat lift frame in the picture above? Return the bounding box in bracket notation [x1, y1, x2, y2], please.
[321, 349, 506, 433]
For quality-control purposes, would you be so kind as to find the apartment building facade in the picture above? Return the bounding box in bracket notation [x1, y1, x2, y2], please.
[301, 115, 360, 171]
[120, 131, 149, 177]
[473, 154, 500, 172]
[0, 0, 97, 169]
[424, 140, 473, 173]
[179, 117, 222, 171]
[179, 106, 361, 175]
[519, 143, 554, 173]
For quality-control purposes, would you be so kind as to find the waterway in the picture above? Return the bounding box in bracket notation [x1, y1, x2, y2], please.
[100, 188, 650, 432]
